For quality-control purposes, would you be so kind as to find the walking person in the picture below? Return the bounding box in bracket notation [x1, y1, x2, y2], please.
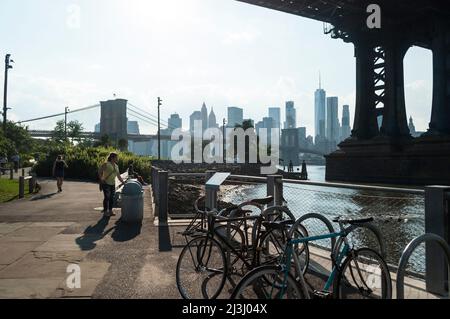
[0, 153, 7, 175]
[11, 152, 20, 173]
[52, 155, 68, 192]
[98, 152, 125, 217]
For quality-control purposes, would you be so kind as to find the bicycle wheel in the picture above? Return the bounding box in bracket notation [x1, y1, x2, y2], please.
[230, 265, 304, 299]
[214, 224, 246, 266]
[257, 226, 309, 275]
[332, 223, 386, 265]
[176, 236, 227, 299]
[333, 248, 392, 299]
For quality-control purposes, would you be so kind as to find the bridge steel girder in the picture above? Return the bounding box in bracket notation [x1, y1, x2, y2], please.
[427, 19, 450, 136]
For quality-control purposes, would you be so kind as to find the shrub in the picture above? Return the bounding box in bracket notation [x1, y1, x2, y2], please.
[33, 146, 153, 182]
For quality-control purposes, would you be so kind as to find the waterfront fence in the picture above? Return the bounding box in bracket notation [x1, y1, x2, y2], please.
[151, 168, 449, 296]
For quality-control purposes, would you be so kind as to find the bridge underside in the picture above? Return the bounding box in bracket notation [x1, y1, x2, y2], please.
[239, 0, 450, 185]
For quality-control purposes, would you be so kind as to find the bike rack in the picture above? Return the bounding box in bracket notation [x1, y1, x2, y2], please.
[396, 233, 450, 299]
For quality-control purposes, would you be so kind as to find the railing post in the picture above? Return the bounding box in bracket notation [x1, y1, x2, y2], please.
[205, 171, 217, 211]
[424, 186, 450, 295]
[267, 175, 276, 206]
[158, 170, 171, 251]
[19, 176, 25, 199]
[29, 176, 35, 194]
[274, 175, 283, 206]
[22, 168, 25, 177]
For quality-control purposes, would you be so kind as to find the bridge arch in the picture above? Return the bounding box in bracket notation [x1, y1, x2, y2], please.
[404, 46, 433, 137]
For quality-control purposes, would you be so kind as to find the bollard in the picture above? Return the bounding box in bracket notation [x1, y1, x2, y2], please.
[19, 176, 25, 199]
[158, 170, 171, 252]
[10, 168, 13, 180]
[22, 168, 25, 177]
[424, 186, 450, 295]
[29, 176, 35, 194]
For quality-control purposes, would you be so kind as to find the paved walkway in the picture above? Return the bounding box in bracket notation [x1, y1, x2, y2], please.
[0, 179, 181, 299]
[0, 179, 445, 299]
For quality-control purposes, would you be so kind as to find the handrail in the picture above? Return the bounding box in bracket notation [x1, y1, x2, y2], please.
[396, 233, 450, 299]
[283, 179, 424, 195]
[164, 171, 423, 195]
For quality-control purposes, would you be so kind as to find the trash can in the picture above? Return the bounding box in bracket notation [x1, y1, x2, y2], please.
[121, 180, 144, 223]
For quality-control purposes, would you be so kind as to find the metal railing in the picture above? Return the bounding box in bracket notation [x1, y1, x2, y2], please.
[397, 234, 450, 298]
[151, 169, 450, 296]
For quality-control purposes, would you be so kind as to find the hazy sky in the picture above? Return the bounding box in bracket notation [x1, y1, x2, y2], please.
[0, 0, 433, 135]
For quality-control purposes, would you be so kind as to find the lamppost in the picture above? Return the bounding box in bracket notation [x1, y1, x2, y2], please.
[3, 54, 14, 135]
[64, 107, 70, 140]
[157, 97, 162, 160]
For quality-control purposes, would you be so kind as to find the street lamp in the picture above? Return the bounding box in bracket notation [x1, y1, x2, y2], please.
[3, 54, 14, 134]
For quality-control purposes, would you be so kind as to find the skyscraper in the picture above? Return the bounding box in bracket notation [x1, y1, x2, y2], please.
[228, 107, 243, 127]
[190, 111, 202, 133]
[168, 113, 182, 131]
[208, 108, 218, 128]
[268, 107, 281, 129]
[284, 101, 296, 129]
[340, 105, 351, 141]
[314, 75, 326, 140]
[326, 97, 340, 143]
[201, 102, 208, 132]
[127, 121, 140, 135]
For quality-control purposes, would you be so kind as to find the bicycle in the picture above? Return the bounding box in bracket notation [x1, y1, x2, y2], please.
[230, 217, 392, 299]
[176, 197, 302, 299]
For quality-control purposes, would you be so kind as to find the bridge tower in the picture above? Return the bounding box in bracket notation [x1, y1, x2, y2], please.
[100, 99, 128, 144]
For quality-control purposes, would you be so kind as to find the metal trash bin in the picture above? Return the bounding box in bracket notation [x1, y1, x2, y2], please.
[121, 180, 144, 223]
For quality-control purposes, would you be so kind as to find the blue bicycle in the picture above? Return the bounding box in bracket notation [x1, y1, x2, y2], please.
[230, 217, 392, 299]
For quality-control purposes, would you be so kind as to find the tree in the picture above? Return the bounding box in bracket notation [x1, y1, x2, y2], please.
[51, 120, 67, 143]
[67, 120, 84, 143]
[2, 121, 36, 156]
[51, 120, 84, 144]
[95, 134, 112, 148]
[118, 138, 128, 151]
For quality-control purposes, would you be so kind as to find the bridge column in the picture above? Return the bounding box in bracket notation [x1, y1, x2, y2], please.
[351, 39, 379, 140]
[427, 20, 450, 136]
[379, 35, 411, 138]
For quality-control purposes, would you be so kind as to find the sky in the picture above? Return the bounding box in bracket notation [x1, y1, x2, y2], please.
[0, 0, 433, 136]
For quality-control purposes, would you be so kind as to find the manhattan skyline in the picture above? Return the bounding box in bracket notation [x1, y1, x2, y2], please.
[1, 0, 432, 136]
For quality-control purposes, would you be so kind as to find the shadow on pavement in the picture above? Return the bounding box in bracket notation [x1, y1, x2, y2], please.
[111, 219, 142, 242]
[76, 216, 143, 250]
[76, 216, 114, 251]
[30, 192, 58, 201]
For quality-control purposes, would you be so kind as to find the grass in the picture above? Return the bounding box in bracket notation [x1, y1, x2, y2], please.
[0, 178, 31, 203]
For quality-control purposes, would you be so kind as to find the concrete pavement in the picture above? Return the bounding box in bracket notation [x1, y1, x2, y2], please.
[0, 178, 182, 299]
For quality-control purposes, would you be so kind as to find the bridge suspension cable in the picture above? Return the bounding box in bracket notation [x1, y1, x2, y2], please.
[17, 104, 100, 124]
[128, 103, 179, 131]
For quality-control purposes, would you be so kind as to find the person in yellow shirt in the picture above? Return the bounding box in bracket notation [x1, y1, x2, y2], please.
[99, 152, 125, 217]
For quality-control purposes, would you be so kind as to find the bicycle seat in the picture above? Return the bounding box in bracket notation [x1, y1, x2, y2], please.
[333, 217, 374, 225]
[262, 219, 294, 231]
[250, 196, 274, 206]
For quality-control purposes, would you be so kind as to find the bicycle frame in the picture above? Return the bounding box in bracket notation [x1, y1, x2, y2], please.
[281, 223, 359, 298]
